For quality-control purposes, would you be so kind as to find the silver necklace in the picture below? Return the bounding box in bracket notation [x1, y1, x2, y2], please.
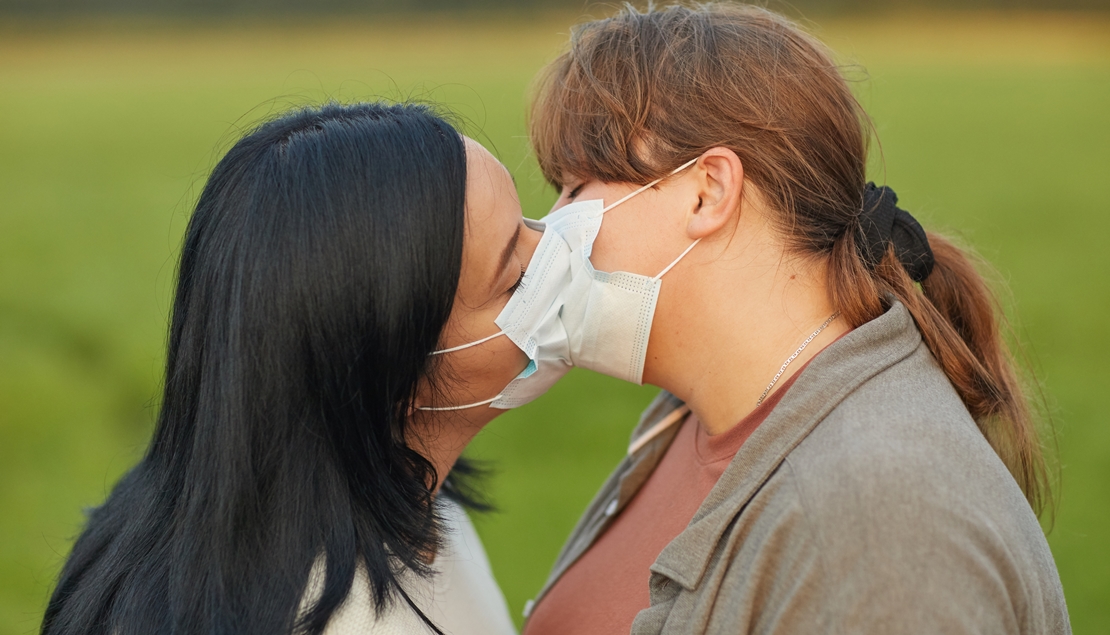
[756, 312, 841, 406]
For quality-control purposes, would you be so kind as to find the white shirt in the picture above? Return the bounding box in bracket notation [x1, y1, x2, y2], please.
[308, 499, 517, 635]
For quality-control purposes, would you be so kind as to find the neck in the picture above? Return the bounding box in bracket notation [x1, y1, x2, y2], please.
[644, 219, 848, 436]
[407, 411, 490, 495]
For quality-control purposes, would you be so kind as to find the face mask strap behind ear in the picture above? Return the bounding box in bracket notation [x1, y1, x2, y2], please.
[600, 157, 700, 215]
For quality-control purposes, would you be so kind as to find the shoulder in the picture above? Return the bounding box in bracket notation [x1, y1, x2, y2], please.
[316, 501, 515, 635]
[733, 344, 1067, 633]
[317, 568, 430, 635]
[428, 500, 517, 635]
[786, 342, 1029, 530]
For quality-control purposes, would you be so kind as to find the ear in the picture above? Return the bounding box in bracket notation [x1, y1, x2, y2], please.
[686, 147, 744, 240]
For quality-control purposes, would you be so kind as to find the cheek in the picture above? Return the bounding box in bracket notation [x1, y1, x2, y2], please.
[490, 337, 529, 378]
[591, 187, 689, 276]
[550, 194, 572, 214]
[437, 336, 529, 400]
[592, 202, 663, 274]
[590, 216, 634, 273]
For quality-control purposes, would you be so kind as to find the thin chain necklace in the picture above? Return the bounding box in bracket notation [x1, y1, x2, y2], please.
[755, 312, 841, 406]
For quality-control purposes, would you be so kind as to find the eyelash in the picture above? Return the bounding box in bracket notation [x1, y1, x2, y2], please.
[508, 264, 527, 295]
[567, 184, 584, 200]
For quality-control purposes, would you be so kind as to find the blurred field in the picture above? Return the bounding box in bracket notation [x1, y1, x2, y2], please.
[1, 11, 1108, 635]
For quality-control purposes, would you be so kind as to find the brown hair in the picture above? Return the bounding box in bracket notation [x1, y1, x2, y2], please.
[530, 2, 1049, 513]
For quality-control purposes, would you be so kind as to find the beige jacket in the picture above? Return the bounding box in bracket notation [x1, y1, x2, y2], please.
[526, 301, 1069, 634]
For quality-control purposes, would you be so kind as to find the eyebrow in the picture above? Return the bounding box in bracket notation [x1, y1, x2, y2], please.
[495, 223, 522, 285]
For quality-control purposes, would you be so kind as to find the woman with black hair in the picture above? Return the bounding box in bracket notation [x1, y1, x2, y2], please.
[41, 102, 546, 635]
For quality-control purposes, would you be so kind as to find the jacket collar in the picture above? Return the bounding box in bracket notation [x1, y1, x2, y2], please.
[649, 300, 923, 590]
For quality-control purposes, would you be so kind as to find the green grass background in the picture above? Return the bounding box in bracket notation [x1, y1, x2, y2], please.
[1, 11, 1108, 634]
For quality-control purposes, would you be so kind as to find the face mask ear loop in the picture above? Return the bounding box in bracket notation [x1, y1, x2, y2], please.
[416, 393, 504, 412]
[600, 157, 701, 215]
[601, 178, 666, 214]
[654, 238, 702, 281]
[429, 330, 506, 356]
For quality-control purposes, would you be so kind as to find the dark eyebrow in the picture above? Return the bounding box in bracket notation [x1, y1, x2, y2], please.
[495, 223, 522, 284]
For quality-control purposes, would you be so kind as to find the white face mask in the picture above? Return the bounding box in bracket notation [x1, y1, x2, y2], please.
[419, 158, 698, 411]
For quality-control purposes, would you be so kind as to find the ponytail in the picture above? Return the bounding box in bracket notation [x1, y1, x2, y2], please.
[917, 235, 1046, 513]
[829, 202, 1048, 515]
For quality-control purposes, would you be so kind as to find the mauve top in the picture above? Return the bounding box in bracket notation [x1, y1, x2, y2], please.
[523, 361, 807, 635]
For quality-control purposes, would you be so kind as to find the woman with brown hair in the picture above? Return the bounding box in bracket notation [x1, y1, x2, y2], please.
[519, 3, 1069, 634]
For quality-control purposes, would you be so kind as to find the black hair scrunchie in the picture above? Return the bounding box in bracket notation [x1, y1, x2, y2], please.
[858, 183, 935, 282]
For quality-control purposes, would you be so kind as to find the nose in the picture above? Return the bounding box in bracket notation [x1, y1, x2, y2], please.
[518, 220, 544, 265]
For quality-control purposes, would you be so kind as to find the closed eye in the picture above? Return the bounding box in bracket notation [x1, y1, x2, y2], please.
[507, 264, 527, 295]
[567, 183, 585, 200]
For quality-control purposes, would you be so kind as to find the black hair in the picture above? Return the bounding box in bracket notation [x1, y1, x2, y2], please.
[41, 102, 473, 635]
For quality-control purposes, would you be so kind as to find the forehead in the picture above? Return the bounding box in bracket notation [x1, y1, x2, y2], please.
[464, 137, 515, 204]
[457, 137, 519, 291]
